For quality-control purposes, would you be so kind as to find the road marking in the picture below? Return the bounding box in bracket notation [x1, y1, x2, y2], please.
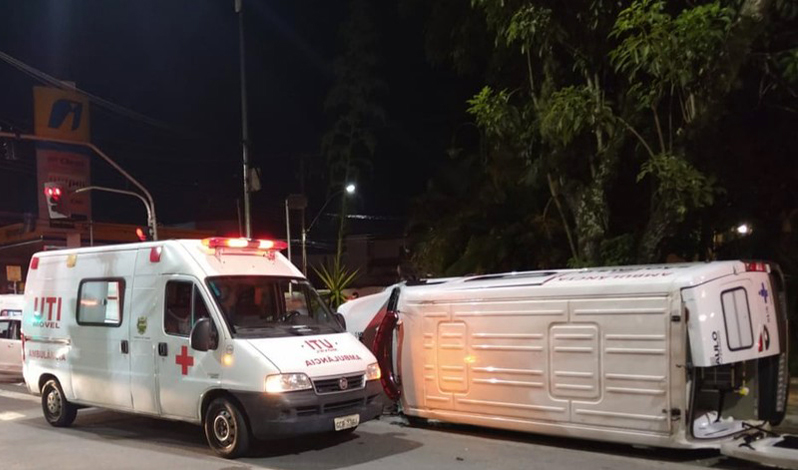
[0, 389, 39, 403]
[0, 411, 26, 421]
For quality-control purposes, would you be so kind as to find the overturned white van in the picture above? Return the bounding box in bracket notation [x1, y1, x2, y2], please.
[341, 261, 796, 468]
[22, 238, 383, 458]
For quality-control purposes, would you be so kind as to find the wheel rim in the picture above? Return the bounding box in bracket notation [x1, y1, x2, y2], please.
[46, 387, 62, 418]
[212, 409, 235, 446]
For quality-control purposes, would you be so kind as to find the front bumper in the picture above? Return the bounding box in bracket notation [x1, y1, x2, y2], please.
[231, 379, 384, 439]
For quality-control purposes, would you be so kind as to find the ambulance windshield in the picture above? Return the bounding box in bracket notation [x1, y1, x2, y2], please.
[206, 276, 343, 338]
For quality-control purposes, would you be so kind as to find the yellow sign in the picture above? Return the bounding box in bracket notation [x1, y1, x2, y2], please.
[6, 265, 22, 282]
[33, 86, 91, 142]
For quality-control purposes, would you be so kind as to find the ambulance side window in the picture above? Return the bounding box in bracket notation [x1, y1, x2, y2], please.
[165, 281, 211, 337]
[77, 279, 124, 326]
[721, 287, 754, 350]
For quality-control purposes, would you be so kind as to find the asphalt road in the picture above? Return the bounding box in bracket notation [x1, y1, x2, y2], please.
[0, 376, 777, 470]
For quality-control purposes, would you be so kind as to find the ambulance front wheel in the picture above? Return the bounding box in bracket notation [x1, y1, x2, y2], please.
[41, 379, 77, 427]
[204, 397, 250, 459]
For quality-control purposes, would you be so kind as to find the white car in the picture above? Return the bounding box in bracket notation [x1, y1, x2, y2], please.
[0, 295, 24, 376]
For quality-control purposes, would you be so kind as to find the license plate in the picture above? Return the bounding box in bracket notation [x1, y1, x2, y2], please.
[334, 413, 360, 431]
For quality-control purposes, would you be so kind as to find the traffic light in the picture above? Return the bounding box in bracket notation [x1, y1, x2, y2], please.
[135, 227, 153, 242]
[43, 182, 69, 219]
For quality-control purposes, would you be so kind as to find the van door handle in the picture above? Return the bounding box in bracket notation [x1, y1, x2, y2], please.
[121, 340, 129, 354]
[158, 342, 168, 357]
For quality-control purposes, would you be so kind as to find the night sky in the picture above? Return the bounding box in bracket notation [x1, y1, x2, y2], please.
[0, 1, 473, 239]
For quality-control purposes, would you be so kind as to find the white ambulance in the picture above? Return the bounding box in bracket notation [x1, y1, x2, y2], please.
[342, 262, 797, 469]
[0, 294, 24, 375]
[22, 238, 383, 458]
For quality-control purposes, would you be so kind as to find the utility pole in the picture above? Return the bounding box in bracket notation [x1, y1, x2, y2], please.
[235, 0, 252, 238]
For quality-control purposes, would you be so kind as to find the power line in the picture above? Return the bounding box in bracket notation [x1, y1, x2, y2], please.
[0, 49, 182, 136]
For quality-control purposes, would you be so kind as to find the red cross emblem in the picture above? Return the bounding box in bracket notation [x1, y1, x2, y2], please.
[175, 345, 194, 375]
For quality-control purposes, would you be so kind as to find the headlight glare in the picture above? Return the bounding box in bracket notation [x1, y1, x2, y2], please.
[265, 373, 313, 393]
[365, 362, 381, 381]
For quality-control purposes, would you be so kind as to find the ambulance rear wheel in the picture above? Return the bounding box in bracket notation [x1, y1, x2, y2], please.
[204, 397, 250, 459]
[41, 379, 77, 427]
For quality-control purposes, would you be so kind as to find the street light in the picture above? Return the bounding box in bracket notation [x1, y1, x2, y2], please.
[301, 184, 356, 274]
[736, 223, 751, 235]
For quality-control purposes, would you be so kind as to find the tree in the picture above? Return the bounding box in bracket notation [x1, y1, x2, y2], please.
[321, 0, 386, 261]
[411, 0, 788, 274]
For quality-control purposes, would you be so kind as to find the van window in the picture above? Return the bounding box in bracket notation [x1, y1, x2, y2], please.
[164, 281, 211, 337]
[206, 276, 341, 338]
[0, 320, 9, 339]
[0, 309, 21, 318]
[77, 279, 124, 326]
[721, 288, 754, 350]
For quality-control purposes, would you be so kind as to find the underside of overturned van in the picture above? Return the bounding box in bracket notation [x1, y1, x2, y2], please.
[350, 261, 796, 468]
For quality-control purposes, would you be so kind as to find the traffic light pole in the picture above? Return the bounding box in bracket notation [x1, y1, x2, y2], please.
[73, 186, 154, 238]
[0, 131, 159, 240]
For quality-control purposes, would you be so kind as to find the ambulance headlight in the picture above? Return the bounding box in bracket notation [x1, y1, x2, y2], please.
[264, 373, 313, 393]
[365, 362, 381, 381]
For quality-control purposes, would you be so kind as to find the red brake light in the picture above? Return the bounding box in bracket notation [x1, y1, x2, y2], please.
[30, 257, 39, 270]
[745, 262, 769, 273]
[201, 237, 287, 251]
[150, 247, 162, 263]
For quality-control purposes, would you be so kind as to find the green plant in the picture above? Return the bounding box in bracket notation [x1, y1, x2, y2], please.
[313, 258, 359, 309]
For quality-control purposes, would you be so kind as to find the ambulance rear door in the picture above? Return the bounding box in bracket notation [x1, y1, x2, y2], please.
[684, 267, 781, 368]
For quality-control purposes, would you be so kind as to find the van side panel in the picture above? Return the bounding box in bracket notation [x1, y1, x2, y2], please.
[67, 251, 135, 409]
[23, 254, 75, 397]
[402, 292, 672, 437]
[567, 297, 671, 433]
[447, 299, 570, 422]
[128, 248, 161, 415]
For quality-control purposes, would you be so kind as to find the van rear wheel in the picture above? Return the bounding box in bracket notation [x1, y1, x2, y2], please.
[41, 379, 77, 427]
[204, 397, 250, 459]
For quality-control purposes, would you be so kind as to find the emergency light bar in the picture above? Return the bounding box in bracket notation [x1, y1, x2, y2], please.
[201, 237, 288, 251]
[744, 261, 770, 273]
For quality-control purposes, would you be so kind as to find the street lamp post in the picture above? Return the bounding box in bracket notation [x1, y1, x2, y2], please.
[285, 194, 308, 266]
[301, 183, 355, 274]
[235, 0, 252, 238]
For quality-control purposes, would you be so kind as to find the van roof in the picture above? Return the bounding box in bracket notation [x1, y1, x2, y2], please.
[405, 261, 749, 299]
[31, 239, 303, 280]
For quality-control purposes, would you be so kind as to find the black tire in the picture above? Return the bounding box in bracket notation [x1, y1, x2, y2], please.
[337, 425, 358, 435]
[41, 379, 77, 427]
[204, 397, 250, 459]
[404, 414, 428, 427]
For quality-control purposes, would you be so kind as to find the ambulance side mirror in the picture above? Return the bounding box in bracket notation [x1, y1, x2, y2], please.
[190, 318, 218, 352]
[334, 312, 346, 330]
